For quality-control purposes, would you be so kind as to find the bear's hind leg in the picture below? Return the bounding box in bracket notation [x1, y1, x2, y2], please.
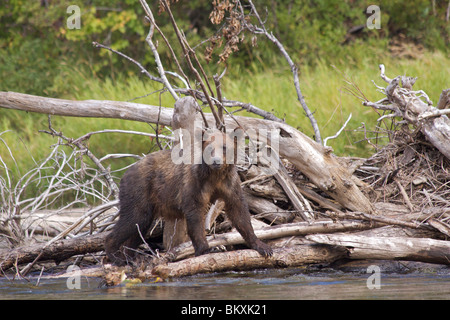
[105, 206, 154, 265]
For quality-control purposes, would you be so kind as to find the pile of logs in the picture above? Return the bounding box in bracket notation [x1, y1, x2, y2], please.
[0, 65, 449, 284]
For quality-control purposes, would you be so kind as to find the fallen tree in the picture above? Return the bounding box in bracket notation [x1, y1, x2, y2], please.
[306, 234, 450, 265]
[152, 245, 348, 279]
[0, 232, 106, 275]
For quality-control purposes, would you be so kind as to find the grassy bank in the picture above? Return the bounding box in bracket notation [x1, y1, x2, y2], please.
[1, 50, 449, 183]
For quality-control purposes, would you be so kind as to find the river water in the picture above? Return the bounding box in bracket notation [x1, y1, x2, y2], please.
[1, 266, 449, 300]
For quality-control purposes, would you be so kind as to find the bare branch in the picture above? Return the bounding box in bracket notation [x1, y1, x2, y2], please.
[246, 0, 322, 144]
[323, 113, 352, 147]
[72, 129, 174, 144]
[40, 116, 120, 198]
[92, 41, 162, 84]
[378, 64, 392, 83]
[160, 0, 222, 129]
[140, 0, 179, 101]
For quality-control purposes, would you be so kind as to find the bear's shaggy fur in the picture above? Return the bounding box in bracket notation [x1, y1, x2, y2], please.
[105, 130, 272, 265]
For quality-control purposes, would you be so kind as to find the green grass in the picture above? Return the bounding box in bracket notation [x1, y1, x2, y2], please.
[1, 50, 449, 183]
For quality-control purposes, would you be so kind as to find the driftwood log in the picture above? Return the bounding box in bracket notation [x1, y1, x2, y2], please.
[0, 232, 106, 273]
[153, 245, 347, 278]
[244, 192, 298, 225]
[167, 220, 375, 261]
[307, 234, 450, 265]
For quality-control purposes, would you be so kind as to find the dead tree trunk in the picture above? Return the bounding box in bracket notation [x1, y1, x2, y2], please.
[153, 245, 347, 278]
[363, 65, 450, 160]
[0, 232, 107, 272]
[162, 96, 198, 251]
[0, 91, 374, 214]
[307, 234, 450, 265]
[168, 220, 375, 261]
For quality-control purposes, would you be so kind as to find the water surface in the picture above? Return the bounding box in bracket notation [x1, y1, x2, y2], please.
[1, 267, 449, 300]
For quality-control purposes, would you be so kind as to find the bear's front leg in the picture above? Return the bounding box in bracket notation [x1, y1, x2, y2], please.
[224, 191, 273, 257]
[184, 209, 210, 256]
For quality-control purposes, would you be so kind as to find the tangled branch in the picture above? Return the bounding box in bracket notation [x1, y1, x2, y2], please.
[0, 116, 165, 247]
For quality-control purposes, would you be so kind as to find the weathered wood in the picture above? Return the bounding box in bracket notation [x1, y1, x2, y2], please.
[0, 91, 374, 214]
[39, 242, 346, 281]
[171, 96, 198, 144]
[422, 116, 450, 160]
[306, 234, 450, 265]
[0, 92, 173, 124]
[153, 244, 347, 278]
[364, 66, 450, 160]
[245, 192, 297, 225]
[437, 88, 450, 110]
[162, 96, 198, 250]
[269, 157, 314, 221]
[168, 219, 374, 261]
[230, 115, 374, 214]
[19, 210, 87, 238]
[427, 219, 450, 237]
[245, 179, 288, 202]
[296, 184, 344, 212]
[0, 232, 107, 272]
[163, 218, 189, 252]
[205, 200, 225, 231]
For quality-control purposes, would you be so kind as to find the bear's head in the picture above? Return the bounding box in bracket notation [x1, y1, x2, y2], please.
[202, 128, 243, 170]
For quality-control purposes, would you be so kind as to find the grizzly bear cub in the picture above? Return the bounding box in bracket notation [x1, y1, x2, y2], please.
[105, 128, 272, 265]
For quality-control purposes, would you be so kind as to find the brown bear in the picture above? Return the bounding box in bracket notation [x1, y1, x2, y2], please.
[105, 128, 272, 265]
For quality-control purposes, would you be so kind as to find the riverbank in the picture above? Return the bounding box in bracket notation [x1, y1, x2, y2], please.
[1, 264, 449, 300]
